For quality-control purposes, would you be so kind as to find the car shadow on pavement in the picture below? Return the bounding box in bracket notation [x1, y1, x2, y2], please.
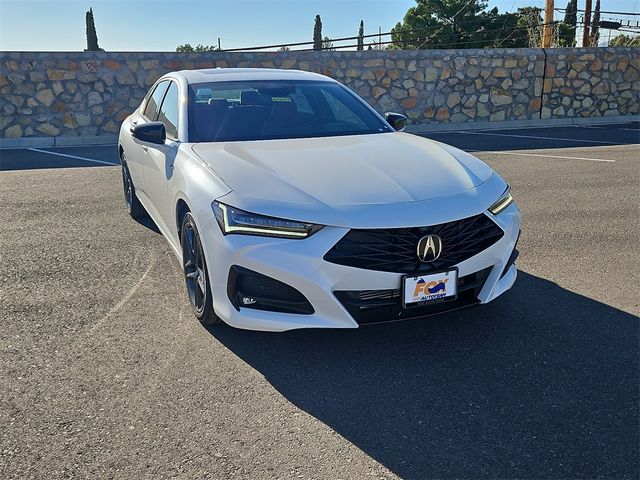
[133, 210, 161, 234]
[208, 271, 639, 479]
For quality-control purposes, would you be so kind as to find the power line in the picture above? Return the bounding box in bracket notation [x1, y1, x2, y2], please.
[296, 22, 560, 52]
[416, 0, 477, 49]
[219, 13, 538, 52]
[555, 8, 640, 16]
[327, 19, 609, 52]
[496, 0, 521, 47]
[220, 6, 615, 54]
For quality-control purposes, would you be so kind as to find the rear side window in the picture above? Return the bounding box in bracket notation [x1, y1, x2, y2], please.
[143, 81, 169, 120]
[158, 82, 179, 139]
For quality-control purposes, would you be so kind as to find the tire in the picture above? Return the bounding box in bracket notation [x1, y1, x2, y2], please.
[120, 154, 145, 220]
[180, 212, 222, 326]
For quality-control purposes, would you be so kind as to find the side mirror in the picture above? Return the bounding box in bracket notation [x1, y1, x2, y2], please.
[384, 112, 408, 132]
[131, 122, 166, 145]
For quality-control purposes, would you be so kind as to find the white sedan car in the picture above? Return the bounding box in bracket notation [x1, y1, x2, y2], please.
[118, 68, 520, 332]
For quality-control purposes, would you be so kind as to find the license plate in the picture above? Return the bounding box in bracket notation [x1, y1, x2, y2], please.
[402, 269, 458, 308]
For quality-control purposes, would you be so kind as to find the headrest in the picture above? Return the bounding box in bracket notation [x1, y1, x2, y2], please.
[208, 98, 228, 108]
[240, 90, 266, 106]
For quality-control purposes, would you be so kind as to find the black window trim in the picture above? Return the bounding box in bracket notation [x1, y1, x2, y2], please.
[157, 80, 180, 142]
[141, 80, 170, 123]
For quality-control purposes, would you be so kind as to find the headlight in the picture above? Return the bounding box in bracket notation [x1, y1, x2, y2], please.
[212, 201, 323, 239]
[488, 187, 514, 215]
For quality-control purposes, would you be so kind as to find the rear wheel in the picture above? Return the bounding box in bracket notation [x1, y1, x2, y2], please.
[181, 212, 222, 326]
[120, 154, 144, 219]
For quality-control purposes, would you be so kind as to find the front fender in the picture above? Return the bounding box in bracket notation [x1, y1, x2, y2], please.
[168, 144, 232, 246]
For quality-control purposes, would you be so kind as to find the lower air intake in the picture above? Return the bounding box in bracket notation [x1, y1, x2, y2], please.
[334, 266, 493, 325]
[227, 266, 314, 315]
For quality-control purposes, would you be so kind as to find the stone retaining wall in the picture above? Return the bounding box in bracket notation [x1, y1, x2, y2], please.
[0, 47, 638, 139]
[542, 49, 638, 119]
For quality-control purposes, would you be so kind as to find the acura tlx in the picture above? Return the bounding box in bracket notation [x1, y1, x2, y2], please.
[118, 68, 520, 331]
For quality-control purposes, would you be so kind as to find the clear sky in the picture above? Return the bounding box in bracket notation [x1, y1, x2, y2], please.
[0, 0, 638, 51]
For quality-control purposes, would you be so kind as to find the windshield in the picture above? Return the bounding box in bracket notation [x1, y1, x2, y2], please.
[188, 80, 392, 142]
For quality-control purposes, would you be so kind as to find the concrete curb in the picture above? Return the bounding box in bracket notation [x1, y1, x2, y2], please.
[407, 115, 639, 134]
[0, 134, 118, 149]
[0, 116, 637, 149]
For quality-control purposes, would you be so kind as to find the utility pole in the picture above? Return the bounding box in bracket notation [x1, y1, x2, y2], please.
[582, 0, 592, 47]
[218, 37, 221, 50]
[542, 0, 555, 48]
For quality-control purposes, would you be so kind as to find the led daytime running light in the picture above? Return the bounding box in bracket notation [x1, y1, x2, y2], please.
[213, 202, 320, 238]
[489, 190, 514, 215]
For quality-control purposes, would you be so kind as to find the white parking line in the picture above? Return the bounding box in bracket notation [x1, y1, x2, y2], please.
[485, 151, 615, 163]
[27, 148, 119, 166]
[577, 125, 640, 132]
[45, 144, 118, 148]
[455, 131, 628, 145]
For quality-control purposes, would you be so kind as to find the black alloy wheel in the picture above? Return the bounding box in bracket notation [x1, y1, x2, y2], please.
[120, 154, 144, 219]
[181, 212, 221, 326]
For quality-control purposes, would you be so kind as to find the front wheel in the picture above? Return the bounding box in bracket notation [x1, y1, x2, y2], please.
[121, 155, 144, 219]
[181, 212, 222, 326]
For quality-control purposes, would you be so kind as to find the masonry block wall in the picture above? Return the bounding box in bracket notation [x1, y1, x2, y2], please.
[0, 47, 638, 139]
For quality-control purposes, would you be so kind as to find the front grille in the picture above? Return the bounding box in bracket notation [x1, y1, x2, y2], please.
[334, 267, 493, 325]
[324, 213, 504, 274]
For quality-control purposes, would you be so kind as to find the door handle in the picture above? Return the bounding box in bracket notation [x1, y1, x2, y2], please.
[141, 145, 148, 152]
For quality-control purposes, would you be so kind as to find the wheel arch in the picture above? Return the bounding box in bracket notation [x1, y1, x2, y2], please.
[176, 197, 191, 239]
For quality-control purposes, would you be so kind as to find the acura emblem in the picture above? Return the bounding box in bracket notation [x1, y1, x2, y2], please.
[417, 235, 442, 262]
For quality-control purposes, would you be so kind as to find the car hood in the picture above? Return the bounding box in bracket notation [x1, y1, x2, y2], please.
[192, 132, 503, 228]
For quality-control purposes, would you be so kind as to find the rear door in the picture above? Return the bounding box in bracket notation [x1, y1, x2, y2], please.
[143, 80, 181, 233]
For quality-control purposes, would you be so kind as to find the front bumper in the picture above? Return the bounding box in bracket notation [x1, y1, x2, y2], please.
[202, 203, 521, 332]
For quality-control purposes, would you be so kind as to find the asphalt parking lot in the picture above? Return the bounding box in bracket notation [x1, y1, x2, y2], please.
[1, 122, 638, 479]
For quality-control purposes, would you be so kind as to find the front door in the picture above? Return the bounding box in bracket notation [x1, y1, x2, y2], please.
[142, 81, 180, 234]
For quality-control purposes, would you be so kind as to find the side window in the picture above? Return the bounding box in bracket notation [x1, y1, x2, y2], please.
[158, 82, 179, 139]
[143, 81, 169, 120]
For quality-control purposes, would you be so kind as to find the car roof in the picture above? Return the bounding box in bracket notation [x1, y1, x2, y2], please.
[174, 67, 335, 84]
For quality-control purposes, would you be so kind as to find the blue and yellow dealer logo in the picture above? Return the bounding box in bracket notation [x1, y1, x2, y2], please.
[413, 277, 449, 301]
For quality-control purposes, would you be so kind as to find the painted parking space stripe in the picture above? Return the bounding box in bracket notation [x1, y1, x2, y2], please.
[41, 144, 118, 148]
[577, 125, 640, 132]
[484, 150, 616, 163]
[27, 148, 119, 166]
[455, 130, 628, 145]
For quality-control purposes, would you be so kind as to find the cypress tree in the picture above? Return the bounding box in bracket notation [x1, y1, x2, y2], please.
[313, 15, 323, 51]
[562, 0, 578, 46]
[590, 0, 600, 46]
[85, 8, 101, 51]
[357, 20, 365, 51]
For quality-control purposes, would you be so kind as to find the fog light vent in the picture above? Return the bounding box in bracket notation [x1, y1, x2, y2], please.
[227, 266, 314, 315]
